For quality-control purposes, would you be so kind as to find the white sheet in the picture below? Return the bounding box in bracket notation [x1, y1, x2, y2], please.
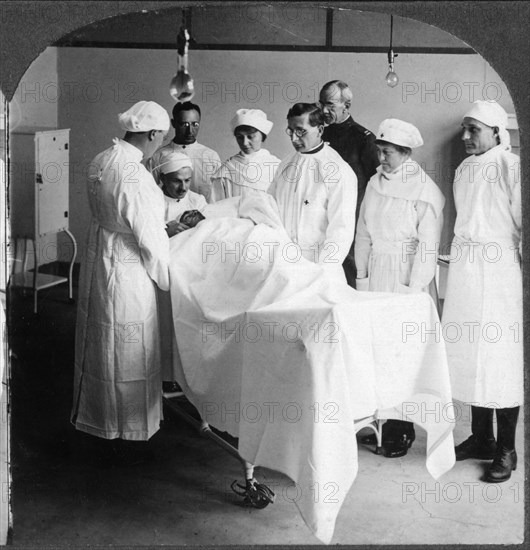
[167, 196, 455, 544]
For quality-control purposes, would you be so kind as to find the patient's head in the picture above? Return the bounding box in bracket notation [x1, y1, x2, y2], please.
[156, 152, 194, 200]
[180, 209, 205, 228]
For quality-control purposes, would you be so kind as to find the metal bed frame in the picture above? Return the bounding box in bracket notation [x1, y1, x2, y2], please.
[163, 394, 382, 509]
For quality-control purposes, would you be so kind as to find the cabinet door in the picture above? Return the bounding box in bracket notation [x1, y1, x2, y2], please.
[35, 129, 70, 237]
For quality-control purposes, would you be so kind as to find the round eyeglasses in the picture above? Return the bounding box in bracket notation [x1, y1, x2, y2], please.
[178, 121, 200, 129]
[285, 128, 308, 138]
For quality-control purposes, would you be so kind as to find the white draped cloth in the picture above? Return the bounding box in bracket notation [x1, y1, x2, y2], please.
[211, 148, 280, 202]
[72, 139, 170, 440]
[442, 145, 522, 407]
[355, 159, 445, 293]
[166, 195, 455, 543]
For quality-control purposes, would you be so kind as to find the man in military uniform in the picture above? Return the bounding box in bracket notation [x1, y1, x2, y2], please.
[319, 80, 379, 287]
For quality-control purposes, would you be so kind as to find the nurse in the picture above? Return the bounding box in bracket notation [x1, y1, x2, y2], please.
[355, 118, 445, 457]
[442, 100, 522, 483]
[211, 109, 280, 202]
[71, 101, 171, 460]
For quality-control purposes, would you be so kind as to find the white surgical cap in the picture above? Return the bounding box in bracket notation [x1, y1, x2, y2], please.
[230, 109, 273, 136]
[118, 101, 170, 133]
[155, 151, 193, 175]
[464, 100, 511, 150]
[376, 119, 423, 149]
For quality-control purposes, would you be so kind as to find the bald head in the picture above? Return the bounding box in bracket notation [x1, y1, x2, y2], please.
[319, 80, 353, 125]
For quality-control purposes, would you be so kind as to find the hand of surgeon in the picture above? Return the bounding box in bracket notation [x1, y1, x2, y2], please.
[180, 210, 205, 228]
[165, 210, 206, 238]
[166, 220, 190, 238]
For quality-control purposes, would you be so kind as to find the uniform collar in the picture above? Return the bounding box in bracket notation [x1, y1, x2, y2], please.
[173, 139, 197, 150]
[300, 141, 325, 155]
[331, 114, 353, 128]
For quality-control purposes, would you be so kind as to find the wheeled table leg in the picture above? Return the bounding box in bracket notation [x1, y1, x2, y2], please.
[164, 397, 275, 509]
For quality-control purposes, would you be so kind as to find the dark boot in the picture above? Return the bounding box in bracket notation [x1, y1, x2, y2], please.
[361, 419, 414, 447]
[455, 406, 496, 461]
[485, 447, 517, 482]
[382, 421, 416, 458]
[486, 407, 519, 483]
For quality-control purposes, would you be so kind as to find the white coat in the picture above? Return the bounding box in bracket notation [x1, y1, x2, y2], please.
[148, 141, 221, 203]
[71, 139, 170, 441]
[164, 190, 207, 223]
[268, 143, 357, 280]
[441, 145, 522, 408]
[355, 159, 445, 294]
[159, 189, 207, 381]
[211, 148, 280, 202]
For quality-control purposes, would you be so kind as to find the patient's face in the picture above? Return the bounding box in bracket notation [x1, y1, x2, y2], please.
[161, 167, 193, 200]
[181, 209, 205, 228]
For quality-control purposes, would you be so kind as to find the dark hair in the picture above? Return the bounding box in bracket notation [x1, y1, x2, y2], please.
[172, 101, 201, 119]
[375, 139, 411, 156]
[233, 125, 267, 142]
[287, 103, 325, 127]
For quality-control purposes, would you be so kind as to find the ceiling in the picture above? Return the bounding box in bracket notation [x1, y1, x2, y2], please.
[54, 6, 472, 53]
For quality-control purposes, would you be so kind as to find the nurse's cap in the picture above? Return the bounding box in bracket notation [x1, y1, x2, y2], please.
[118, 101, 171, 132]
[230, 109, 273, 136]
[155, 151, 194, 175]
[376, 118, 423, 149]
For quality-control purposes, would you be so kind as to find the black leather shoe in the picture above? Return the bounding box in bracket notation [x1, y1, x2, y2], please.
[382, 433, 415, 458]
[455, 435, 497, 461]
[485, 447, 517, 483]
[361, 421, 410, 446]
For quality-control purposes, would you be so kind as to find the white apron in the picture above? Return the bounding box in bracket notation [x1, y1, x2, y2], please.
[211, 148, 280, 202]
[72, 139, 170, 441]
[355, 160, 445, 297]
[442, 145, 522, 407]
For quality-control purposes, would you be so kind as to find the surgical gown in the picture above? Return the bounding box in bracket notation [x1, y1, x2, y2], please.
[441, 145, 522, 407]
[71, 139, 170, 441]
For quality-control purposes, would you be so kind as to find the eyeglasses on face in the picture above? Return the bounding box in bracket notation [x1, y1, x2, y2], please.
[178, 121, 200, 129]
[285, 128, 307, 138]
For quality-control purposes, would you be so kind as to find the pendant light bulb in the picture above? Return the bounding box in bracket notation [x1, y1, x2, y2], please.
[385, 16, 399, 89]
[169, 69, 194, 102]
[170, 25, 195, 102]
[385, 66, 399, 88]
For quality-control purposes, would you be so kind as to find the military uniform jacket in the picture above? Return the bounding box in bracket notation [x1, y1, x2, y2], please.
[322, 116, 379, 213]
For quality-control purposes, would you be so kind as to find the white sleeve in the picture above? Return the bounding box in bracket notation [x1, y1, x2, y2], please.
[201, 151, 222, 204]
[354, 194, 371, 279]
[318, 166, 357, 265]
[409, 201, 443, 290]
[146, 152, 162, 187]
[507, 156, 522, 234]
[122, 178, 170, 291]
[210, 176, 230, 202]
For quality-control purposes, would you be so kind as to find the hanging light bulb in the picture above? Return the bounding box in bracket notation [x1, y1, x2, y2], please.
[169, 14, 195, 102]
[385, 15, 399, 88]
[386, 50, 399, 88]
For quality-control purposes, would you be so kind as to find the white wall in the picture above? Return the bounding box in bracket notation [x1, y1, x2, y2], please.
[9, 47, 59, 267]
[55, 46, 514, 260]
